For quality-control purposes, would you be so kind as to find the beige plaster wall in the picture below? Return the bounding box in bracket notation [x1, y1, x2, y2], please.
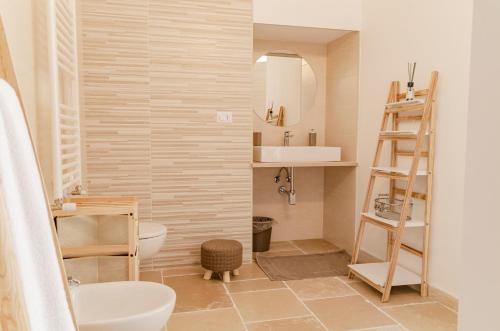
[359, 0, 474, 297]
[323, 32, 359, 252]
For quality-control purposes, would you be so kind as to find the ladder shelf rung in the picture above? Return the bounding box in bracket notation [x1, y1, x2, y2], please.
[379, 131, 418, 140]
[397, 89, 429, 99]
[395, 150, 429, 158]
[371, 166, 427, 177]
[396, 115, 423, 123]
[348, 262, 421, 287]
[393, 187, 427, 200]
[385, 101, 425, 114]
[401, 243, 424, 257]
[386, 99, 424, 108]
[361, 212, 425, 228]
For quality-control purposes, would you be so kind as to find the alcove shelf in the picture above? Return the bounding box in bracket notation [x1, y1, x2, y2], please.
[252, 161, 358, 168]
[52, 196, 139, 281]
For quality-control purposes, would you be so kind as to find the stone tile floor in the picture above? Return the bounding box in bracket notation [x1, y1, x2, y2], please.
[140, 239, 457, 331]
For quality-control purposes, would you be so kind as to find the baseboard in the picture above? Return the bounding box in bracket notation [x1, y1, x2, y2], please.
[427, 286, 459, 312]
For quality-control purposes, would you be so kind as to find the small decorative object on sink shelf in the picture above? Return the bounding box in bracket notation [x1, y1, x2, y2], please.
[406, 62, 417, 101]
[308, 129, 317, 146]
[374, 194, 412, 221]
[253, 131, 262, 146]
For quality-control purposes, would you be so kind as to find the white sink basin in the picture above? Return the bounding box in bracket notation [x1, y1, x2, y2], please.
[253, 146, 341, 162]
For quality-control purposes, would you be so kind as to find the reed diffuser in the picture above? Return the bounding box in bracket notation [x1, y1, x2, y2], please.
[406, 62, 417, 101]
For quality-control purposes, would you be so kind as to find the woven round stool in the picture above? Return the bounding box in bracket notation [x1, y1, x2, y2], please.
[201, 239, 242, 282]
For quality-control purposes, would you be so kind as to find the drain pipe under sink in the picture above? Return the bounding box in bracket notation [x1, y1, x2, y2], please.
[278, 167, 296, 205]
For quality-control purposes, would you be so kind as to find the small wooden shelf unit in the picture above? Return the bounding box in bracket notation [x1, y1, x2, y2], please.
[52, 196, 139, 281]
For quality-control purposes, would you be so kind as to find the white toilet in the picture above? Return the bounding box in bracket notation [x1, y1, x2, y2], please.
[139, 222, 167, 259]
[71, 281, 176, 331]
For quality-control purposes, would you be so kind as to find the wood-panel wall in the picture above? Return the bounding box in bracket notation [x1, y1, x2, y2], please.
[78, 0, 253, 268]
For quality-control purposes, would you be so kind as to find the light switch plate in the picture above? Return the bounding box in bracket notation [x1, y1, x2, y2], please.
[216, 111, 233, 123]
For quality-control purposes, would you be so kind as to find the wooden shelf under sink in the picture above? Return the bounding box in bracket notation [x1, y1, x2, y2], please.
[252, 161, 358, 168]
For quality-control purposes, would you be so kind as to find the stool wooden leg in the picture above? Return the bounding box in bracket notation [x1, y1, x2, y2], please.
[232, 269, 240, 276]
[203, 270, 213, 280]
[223, 271, 231, 283]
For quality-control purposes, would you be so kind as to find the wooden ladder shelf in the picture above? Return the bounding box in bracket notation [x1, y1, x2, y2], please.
[348, 71, 438, 302]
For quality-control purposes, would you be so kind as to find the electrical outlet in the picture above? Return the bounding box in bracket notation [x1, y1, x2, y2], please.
[216, 111, 233, 123]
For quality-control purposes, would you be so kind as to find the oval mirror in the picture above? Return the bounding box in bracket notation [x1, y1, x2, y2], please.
[253, 52, 316, 127]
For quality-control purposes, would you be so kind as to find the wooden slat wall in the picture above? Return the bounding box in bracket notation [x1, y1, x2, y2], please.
[78, 0, 253, 268]
[78, 0, 152, 222]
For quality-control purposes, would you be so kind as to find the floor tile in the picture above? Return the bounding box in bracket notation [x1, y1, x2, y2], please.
[231, 263, 267, 281]
[364, 326, 406, 331]
[349, 281, 433, 307]
[383, 302, 457, 331]
[226, 278, 286, 293]
[168, 308, 245, 331]
[139, 270, 162, 283]
[154, 239, 455, 331]
[429, 288, 459, 312]
[162, 265, 205, 277]
[286, 277, 356, 300]
[336, 275, 362, 284]
[232, 289, 309, 323]
[305, 295, 395, 331]
[291, 239, 340, 254]
[163, 274, 232, 312]
[247, 316, 325, 331]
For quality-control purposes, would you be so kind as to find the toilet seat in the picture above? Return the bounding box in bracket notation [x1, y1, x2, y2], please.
[139, 223, 167, 240]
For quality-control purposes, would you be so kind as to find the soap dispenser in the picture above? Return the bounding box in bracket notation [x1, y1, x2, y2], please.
[308, 129, 317, 146]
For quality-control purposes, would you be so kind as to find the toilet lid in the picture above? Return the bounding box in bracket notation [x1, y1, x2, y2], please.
[139, 223, 167, 239]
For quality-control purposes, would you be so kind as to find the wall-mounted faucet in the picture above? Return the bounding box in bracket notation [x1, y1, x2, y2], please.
[275, 167, 296, 205]
[283, 131, 293, 146]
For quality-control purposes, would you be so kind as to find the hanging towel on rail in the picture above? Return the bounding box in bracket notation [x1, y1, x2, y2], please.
[0, 79, 76, 331]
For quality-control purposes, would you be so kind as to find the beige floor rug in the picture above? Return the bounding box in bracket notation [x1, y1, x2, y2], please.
[256, 250, 351, 281]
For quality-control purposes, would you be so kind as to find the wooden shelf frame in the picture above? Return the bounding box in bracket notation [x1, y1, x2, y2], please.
[53, 196, 139, 281]
[61, 244, 129, 259]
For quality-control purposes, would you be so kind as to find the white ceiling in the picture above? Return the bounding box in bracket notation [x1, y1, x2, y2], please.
[254, 23, 351, 44]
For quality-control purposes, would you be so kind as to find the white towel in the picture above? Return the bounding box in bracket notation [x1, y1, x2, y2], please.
[0, 80, 76, 330]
